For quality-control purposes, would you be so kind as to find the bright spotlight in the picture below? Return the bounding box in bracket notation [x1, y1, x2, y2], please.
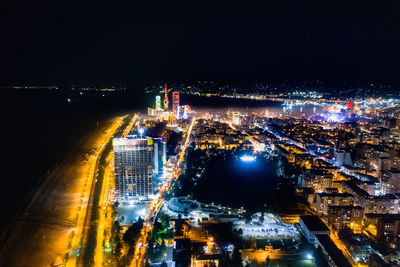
[240, 155, 256, 162]
[306, 253, 313, 260]
[138, 128, 145, 138]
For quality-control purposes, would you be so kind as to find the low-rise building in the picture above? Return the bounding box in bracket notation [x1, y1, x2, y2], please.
[298, 215, 330, 244]
[315, 234, 352, 267]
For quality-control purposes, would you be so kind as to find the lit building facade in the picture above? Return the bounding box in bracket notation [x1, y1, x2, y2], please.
[365, 214, 400, 248]
[315, 192, 354, 216]
[172, 91, 180, 117]
[166, 113, 178, 130]
[153, 137, 167, 175]
[382, 170, 400, 194]
[164, 84, 169, 110]
[147, 107, 158, 116]
[113, 137, 154, 203]
[327, 206, 364, 231]
[155, 95, 161, 109]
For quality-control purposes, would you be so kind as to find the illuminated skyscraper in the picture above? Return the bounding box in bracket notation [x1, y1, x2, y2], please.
[153, 137, 167, 175]
[113, 137, 154, 203]
[172, 91, 180, 117]
[155, 95, 161, 109]
[163, 84, 169, 110]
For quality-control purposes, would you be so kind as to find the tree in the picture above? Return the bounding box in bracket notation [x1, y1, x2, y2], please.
[112, 220, 121, 236]
[114, 239, 122, 259]
[122, 218, 144, 247]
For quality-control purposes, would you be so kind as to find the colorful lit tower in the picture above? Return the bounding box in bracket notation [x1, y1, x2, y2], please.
[163, 84, 169, 110]
[155, 95, 161, 109]
[348, 99, 353, 109]
[172, 91, 180, 117]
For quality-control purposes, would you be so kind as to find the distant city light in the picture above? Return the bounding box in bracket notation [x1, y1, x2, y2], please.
[240, 155, 256, 162]
[325, 113, 344, 122]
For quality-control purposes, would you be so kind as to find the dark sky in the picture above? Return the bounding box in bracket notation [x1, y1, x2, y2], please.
[1, 0, 400, 85]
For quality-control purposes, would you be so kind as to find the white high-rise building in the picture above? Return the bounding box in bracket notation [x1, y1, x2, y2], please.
[153, 137, 167, 176]
[113, 137, 154, 203]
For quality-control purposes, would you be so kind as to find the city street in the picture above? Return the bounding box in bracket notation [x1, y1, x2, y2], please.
[131, 116, 196, 266]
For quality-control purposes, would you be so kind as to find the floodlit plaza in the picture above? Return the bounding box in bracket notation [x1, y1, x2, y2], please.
[234, 213, 299, 239]
[117, 204, 147, 225]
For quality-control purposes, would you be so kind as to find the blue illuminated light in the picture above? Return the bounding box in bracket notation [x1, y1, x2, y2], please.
[240, 155, 256, 162]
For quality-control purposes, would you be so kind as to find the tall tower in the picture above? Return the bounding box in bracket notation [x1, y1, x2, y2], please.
[163, 84, 169, 110]
[172, 91, 180, 117]
[113, 137, 154, 203]
[152, 137, 167, 176]
[155, 95, 161, 109]
[348, 99, 353, 109]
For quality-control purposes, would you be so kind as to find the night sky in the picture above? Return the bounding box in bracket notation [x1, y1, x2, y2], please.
[1, 0, 400, 85]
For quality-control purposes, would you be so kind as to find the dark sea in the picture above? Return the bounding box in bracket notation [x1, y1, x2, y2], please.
[0, 88, 151, 231]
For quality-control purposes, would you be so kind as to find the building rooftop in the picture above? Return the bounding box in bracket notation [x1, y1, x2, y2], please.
[299, 215, 329, 232]
[195, 254, 221, 260]
[369, 253, 391, 267]
[342, 181, 370, 198]
[342, 164, 363, 171]
[365, 213, 400, 220]
[318, 192, 353, 198]
[328, 205, 363, 210]
[315, 234, 352, 267]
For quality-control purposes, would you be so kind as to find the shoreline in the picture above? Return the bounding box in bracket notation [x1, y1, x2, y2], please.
[0, 115, 121, 266]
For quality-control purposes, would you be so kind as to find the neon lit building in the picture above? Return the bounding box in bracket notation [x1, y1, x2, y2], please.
[113, 138, 154, 202]
[155, 95, 161, 109]
[348, 101, 353, 109]
[172, 91, 180, 117]
[163, 84, 169, 110]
